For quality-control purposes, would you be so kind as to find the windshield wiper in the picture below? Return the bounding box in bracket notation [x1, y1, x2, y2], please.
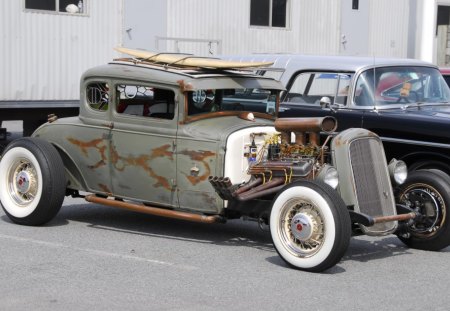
[402, 102, 450, 110]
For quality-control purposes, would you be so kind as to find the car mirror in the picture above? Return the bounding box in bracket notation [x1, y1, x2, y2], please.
[320, 96, 332, 108]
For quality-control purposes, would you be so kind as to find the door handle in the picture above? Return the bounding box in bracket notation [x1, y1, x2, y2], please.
[278, 107, 291, 112]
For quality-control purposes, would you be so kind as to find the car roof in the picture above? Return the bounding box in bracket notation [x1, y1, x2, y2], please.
[82, 60, 285, 90]
[223, 54, 437, 82]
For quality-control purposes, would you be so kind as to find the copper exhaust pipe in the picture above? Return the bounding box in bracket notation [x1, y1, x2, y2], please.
[372, 212, 416, 224]
[274, 116, 338, 133]
[237, 185, 285, 201]
[85, 195, 224, 224]
[309, 132, 319, 147]
[236, 177, 285, 197]
[234, 177, 263, 195]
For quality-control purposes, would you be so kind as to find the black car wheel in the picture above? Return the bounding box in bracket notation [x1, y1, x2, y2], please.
[396, 169, 450, 251]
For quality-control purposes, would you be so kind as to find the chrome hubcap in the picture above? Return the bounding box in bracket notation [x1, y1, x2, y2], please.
[8, 159, 38, 206]
[291, 213, 314, 241]
[16, 171, 31, 193]
[280, 199, 325, 257]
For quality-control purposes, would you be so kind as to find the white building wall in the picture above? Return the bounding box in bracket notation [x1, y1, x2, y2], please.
[368, 0, 410, 58]
[0, 0, 123, 101]
[166, 0, 341, 56]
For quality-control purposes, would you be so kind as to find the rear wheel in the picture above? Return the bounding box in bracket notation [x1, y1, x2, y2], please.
[0, 138, 66, 225]
[396, 169, 450, 251]
[270, 180, 351, 272]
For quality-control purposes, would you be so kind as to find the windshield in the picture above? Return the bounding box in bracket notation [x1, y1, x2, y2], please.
[354, 66, 450, 106]
[187, 88, 278, 116]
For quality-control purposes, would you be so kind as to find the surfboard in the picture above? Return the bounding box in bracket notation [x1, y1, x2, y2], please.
[114, 47, 273, 69]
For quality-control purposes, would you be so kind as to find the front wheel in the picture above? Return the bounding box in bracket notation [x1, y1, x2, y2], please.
[396, 169, 450, 251]
[0, 138, 66, 225]
[270, 180, 351, 272]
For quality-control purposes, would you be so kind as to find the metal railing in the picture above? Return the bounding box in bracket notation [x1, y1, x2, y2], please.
[155, 36, 222, 55]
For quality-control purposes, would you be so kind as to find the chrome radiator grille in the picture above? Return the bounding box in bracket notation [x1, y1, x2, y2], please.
[349, 138, 397, 234]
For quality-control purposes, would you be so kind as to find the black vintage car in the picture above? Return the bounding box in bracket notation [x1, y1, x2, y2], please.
[226, 55, 450, 174]
[223, 54, 450, 251]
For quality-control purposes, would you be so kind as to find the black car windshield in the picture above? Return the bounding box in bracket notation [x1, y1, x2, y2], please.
[187, 88, 278, 116]
[354, 66, 450, 107]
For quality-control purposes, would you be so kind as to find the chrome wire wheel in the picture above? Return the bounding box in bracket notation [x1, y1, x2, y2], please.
[279, 198, 325, 258]
[0, 138, 66, 225]
[396, 169, 450, 251]
[399, 183, 444, 237]
[7, 158, 39, 206]
[0, 146, 43, 218]
[270, 181, 351, 272]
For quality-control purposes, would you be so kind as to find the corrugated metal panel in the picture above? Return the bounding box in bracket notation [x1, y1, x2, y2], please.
[166, 0, 341, 56]
[369, 0, 410, 58]
[0, 0, 123, 101]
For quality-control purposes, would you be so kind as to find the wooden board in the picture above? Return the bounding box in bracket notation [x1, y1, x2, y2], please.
[115, 47, 273, 69]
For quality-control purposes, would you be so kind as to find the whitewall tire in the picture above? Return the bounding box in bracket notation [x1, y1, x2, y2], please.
[270, 181, 351, 272]
[0, 138, 66, 225]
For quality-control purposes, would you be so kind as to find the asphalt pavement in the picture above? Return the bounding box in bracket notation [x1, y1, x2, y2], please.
[0, 122, 450, 310]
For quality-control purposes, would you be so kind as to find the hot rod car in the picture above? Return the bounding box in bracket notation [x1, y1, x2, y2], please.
[1, 49, 449, 272]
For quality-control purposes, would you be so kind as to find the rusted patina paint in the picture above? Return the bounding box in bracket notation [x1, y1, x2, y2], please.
[98, 183, 112, 195]
[179, 150, 216, 185]
[177, 79, 194, 92]
[67, 137, 108, 169]
[110, 143, 173, 190]
[68, 137, 174, 191]
[150, 144, 174, 161]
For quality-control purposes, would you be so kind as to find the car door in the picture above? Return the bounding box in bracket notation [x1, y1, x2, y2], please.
[109, 81, 178, 207]
[65, 80, 113, 195]
[279, 71, 363, 131]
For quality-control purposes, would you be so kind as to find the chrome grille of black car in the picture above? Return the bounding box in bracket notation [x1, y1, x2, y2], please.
[349, 138, 397, 234]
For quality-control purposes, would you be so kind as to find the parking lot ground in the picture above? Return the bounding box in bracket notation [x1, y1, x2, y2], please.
[1, 121, 450, 310]
[0, 195, 450, 310]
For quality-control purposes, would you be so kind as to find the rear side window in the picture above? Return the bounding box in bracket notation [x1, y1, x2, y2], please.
[86, 82, 109, 112]
[115, 84, 175, 120]
[285, 72, 352, 105]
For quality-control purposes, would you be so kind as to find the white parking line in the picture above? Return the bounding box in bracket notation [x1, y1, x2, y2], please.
[0, 233, 199, 271]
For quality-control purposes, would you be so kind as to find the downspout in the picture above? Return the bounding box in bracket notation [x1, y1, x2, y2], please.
[417, 0, 437, 63]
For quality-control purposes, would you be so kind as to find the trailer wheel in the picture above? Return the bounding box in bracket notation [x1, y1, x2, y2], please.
[0, 138, 66, 225]
[396, 169, 450, 251]
[270, 180, 351, 272]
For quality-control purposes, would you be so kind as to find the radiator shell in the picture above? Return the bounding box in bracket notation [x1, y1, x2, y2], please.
[332, 128, 397, 235]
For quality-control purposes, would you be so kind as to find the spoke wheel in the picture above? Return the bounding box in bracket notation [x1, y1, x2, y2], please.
[270, 181, 351, 272]
[0, 138, 66, 225]
[8, 158, 40, 206]
[278, 198, 325, 258]
[396, 169, 450, 251]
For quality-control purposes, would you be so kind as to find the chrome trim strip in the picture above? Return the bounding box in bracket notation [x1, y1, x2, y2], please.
[380, 136, 450, 149]
[322, 131, 450, 150]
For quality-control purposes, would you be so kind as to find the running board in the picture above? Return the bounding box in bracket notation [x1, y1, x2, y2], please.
[84, 195, 225, 224]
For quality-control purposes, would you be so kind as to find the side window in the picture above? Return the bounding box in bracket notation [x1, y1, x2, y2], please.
[354, 70, 374, 106]
[250, 0, 288, 28]
[86, 82, 109, 112]
[286, 72, 351, 105]
[25, 0, 87, 14]
[335, 74, 352, 105]
[116, 84, 175, 120]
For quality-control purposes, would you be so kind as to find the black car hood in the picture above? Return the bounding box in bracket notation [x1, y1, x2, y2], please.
[362, 104, 450, 143]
